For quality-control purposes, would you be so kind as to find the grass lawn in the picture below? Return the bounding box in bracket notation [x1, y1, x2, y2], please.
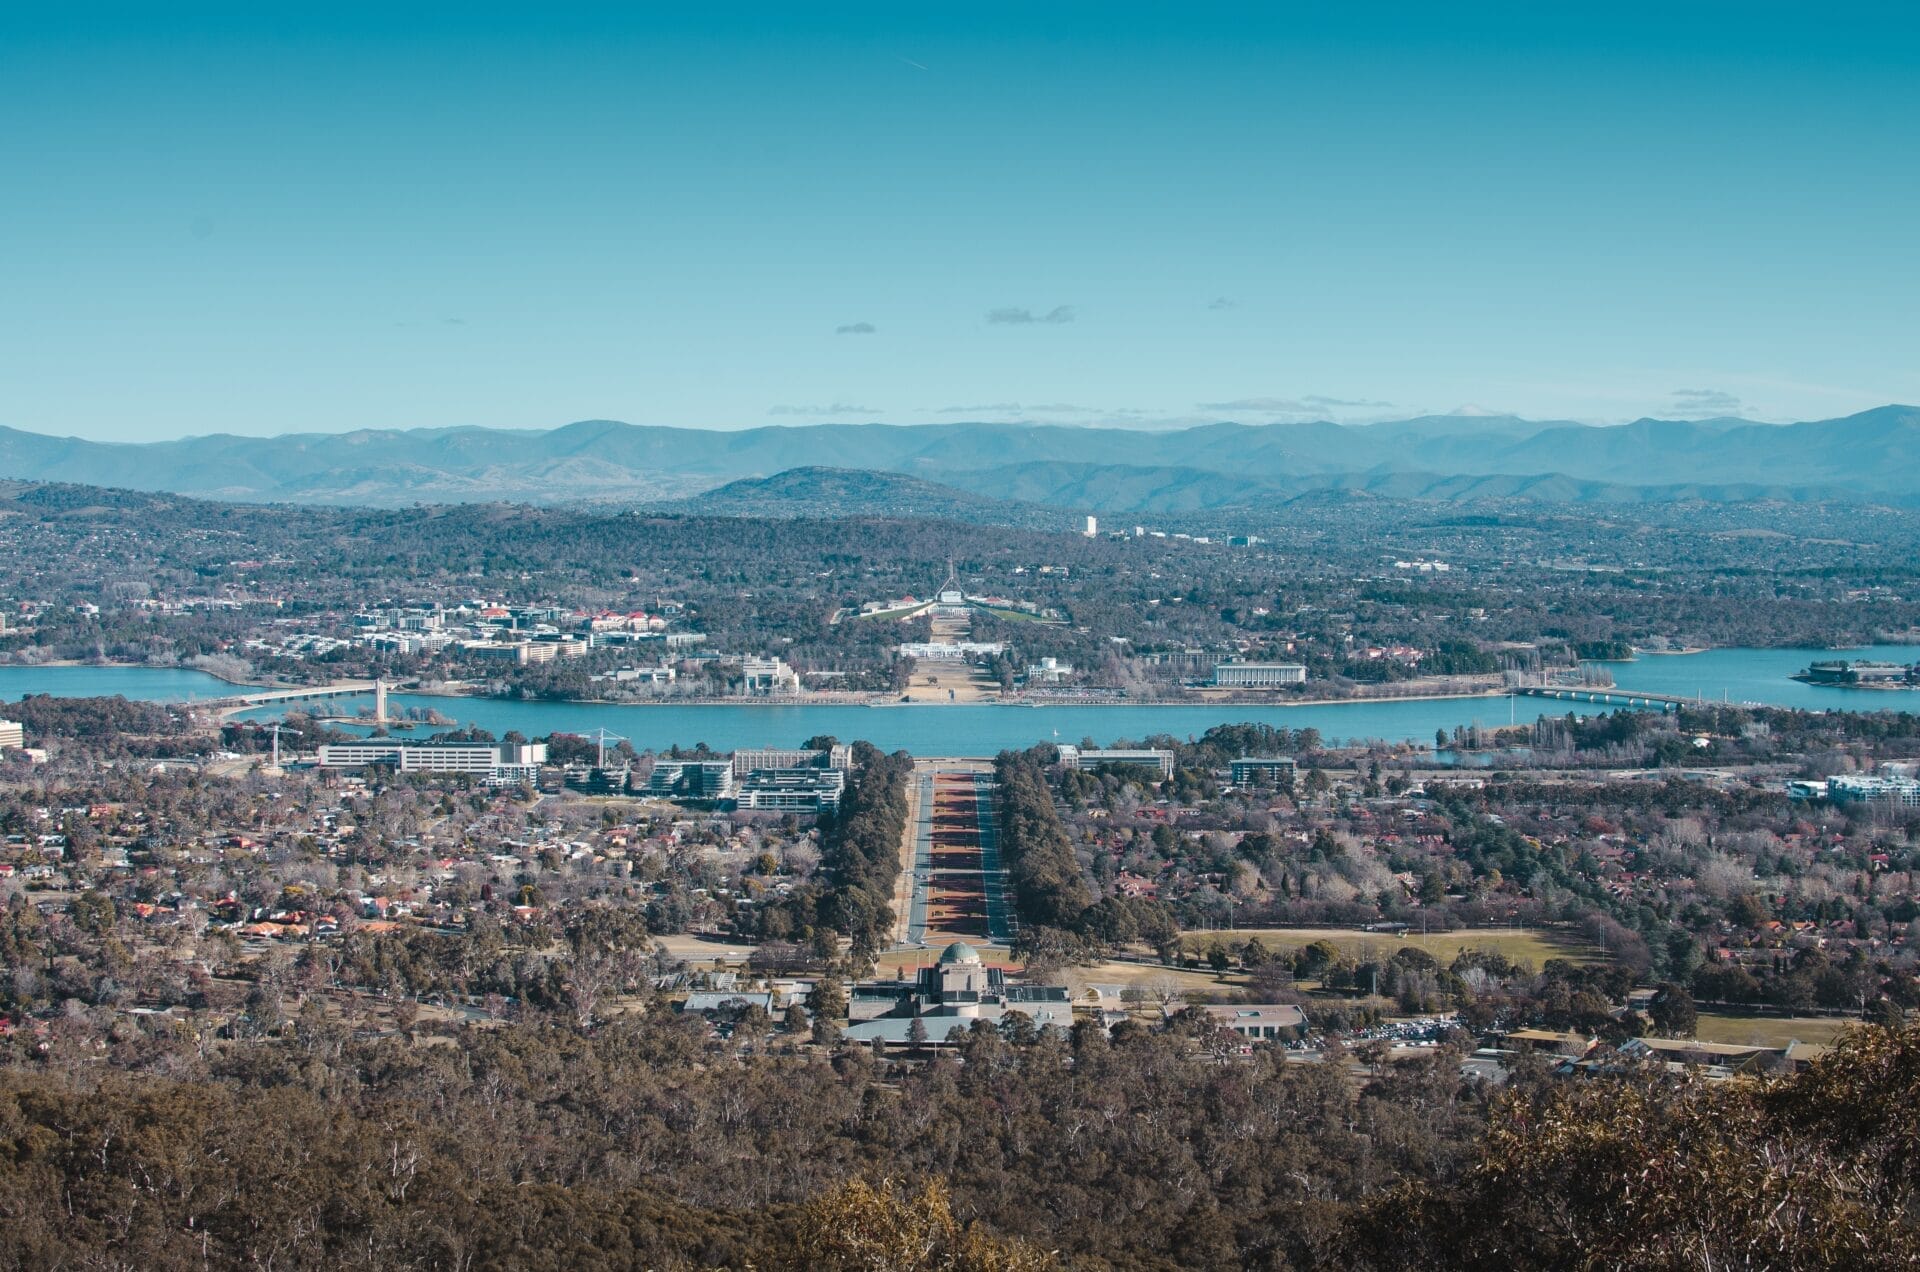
[862, 949, 1254, 1004]
[903, 664, 999, 702]
[1060, 961, 1254, 999]
[655, 933, 757, 962]
[872, 945, 1015, 974]
[1693, 1012, 1857, 1049]
[1177, 926, 1595, 968]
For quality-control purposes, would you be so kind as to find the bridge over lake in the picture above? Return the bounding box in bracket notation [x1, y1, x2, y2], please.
[1515, 685, 1697, 711]
[208, 680, 391, 715]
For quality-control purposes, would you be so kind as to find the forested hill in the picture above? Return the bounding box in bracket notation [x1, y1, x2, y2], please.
[4, 1014, 1918, 1268]
[655, 467, 1077, 529]
[0, 404, 1916, 509]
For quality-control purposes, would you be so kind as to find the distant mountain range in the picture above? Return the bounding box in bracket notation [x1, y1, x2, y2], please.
[0, 405, 1914, 513]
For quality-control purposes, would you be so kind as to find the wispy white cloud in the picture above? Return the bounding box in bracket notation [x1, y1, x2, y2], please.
[1198, 395, 1394, 415]
[1302, 395, 1392, 409]
[1668, 387, 1745, 417]
[768, 402, 881, 416]
[933, 402, 1026, 415]
[987, 305, 1076, 325]
[931, 401, 1142, 418]
[1197, 397, 1312, 413]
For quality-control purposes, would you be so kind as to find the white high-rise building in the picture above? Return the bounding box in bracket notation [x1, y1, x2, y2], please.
[1084, 515, 1098, 537]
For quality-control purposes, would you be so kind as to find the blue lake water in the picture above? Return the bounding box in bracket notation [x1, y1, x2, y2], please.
[252, 695, 1599, 754]
[1581, 645, 1920, 710]
[1, 646, 1914, 755]
[0, 665, 249, 702]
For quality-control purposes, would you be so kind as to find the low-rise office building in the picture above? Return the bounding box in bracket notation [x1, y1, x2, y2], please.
[647, 760, 736, 800]
[1022, 656, 1075, 684]
[1828, 774, 1920, 808]
[1798, 659, 1916, 686]
[1187, 1003, 1306, 1041]
[1140, 648, 1216, 675]
[1056, 746, 1176, 778]
[1616, 1036, 1773, 1075]
[595, 665, 676, 685]
[460, 640, 530, 664]
[896, 641, 1006, 659]
[738, 656, 800, 693]
[1230, 756, 1297, 784]
[730, 745, 852, 777]
[1212, 662, 1308, 688]
[316, 741, 547, 781]
[736, 768, 846, 812]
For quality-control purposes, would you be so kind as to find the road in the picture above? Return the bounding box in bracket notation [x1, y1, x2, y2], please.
[895, 761, 1013, 949]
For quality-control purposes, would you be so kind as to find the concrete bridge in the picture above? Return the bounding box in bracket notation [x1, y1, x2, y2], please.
[1514, 686, 1694, 711]
[209, 679, 407, 716]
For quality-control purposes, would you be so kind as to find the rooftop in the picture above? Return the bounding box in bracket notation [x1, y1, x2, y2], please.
[938, 941, 982, 966]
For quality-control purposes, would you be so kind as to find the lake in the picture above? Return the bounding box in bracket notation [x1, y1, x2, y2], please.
[0, 645, 1914, 755]
[0, 665, 250, 702]
[1581, 644, 1920, 710]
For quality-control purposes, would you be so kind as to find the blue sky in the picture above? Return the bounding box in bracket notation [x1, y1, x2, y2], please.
[2, 2, 1916, 441]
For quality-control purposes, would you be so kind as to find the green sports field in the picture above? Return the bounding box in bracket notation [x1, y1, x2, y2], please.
[1692, 1012, 1856, 1049]
[1177, 926, 1596, 968]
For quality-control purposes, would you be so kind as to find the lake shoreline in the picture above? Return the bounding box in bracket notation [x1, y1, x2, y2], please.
[416, 685, 1512, 711]
[4, 660, 1513, 713]
[8, 657, 1914, 715]
[9, 647, 1920, 756]
[19, 658, 271, 690]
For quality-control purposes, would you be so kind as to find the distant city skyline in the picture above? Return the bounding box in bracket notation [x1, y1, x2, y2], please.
[3, 2, 1916, 442]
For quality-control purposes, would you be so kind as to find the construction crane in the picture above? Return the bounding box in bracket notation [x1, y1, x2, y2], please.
[584, 727, 628, 769]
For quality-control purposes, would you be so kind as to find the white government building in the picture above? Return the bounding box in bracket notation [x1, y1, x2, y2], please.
[1211, 662, 1308, 688]
[316, 741, 547, 781]
[1055, 746, 1176, 778]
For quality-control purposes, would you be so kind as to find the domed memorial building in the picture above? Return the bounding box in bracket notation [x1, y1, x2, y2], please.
[844, 942, 1071, 1045]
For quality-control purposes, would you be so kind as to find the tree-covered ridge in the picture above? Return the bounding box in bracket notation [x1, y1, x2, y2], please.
[1347, 1021, 1920, 1269]
[993, 748, 1178, 966]
[742, 745, 911, 958]
[995, 750, 1095, 931]
[3, 1008, 1917, 1268]
[0, 1005, 1475, 1269]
